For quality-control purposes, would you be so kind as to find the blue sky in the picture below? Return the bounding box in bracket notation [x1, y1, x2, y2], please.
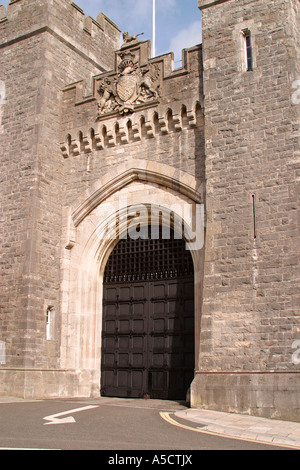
[1, 0, 202, 63]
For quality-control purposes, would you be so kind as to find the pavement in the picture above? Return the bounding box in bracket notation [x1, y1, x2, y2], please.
[1, 396, 300, 449]
[174, 408, 300, 449]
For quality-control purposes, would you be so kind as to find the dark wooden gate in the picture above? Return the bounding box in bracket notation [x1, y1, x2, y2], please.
[101, 228, 195, 400]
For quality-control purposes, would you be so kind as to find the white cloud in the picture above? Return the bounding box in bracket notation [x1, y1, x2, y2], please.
[168, 20, 202, 64]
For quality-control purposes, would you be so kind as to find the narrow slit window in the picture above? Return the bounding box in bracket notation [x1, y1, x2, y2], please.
[243, 29, 253, 71]
[46, 306, 54, 341]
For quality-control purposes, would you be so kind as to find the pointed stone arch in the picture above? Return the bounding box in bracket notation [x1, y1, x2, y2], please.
[64, 160, 204, 249]
[60, 160, 205, 398]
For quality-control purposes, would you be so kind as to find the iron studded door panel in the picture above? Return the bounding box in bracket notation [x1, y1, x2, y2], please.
[102, 283, 149, 398]
[148, 277, 194, 399]
[101, 277, 194, 399]
[101, 227, 195, 399]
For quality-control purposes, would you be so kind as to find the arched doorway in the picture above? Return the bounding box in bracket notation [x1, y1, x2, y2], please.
[101, 226, 195, 400]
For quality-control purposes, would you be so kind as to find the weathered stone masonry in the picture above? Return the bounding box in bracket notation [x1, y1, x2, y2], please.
[0, 0, 205, 399]
[0, 0, 121, 389]
[0, 0, 299, 421]
[194, 0, 300, 420]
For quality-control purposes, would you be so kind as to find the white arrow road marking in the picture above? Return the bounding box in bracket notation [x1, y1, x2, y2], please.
[43, 405, 99, 425]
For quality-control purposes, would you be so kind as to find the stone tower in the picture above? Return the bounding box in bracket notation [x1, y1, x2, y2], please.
[0, 0, 299, 422]
[0, 0, 204, 400]
[195, 0, 300, 420]
[0, 0, 120, 392]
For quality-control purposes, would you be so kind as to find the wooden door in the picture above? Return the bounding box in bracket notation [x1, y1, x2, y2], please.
[101, 228, 194, 399]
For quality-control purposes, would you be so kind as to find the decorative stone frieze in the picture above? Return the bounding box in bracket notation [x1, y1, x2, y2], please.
[60, 101, 202, 158]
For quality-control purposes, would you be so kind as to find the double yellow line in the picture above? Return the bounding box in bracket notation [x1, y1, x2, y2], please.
[159, 412, 298, 449]
[160, 412, 210, 435]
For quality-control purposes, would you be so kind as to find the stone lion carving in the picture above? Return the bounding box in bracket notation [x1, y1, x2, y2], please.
[122, 32, 144, 47]
[98, 78, 117, 114]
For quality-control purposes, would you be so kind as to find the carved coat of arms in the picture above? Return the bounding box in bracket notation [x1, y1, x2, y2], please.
[117, 59, 138, 104]
[97, 50, 160, 117]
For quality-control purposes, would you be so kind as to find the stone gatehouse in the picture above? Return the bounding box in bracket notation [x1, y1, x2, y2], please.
[0, 0, 299, 421]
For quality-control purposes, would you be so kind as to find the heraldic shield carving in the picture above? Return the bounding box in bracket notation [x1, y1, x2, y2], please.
[97, 43, 161, 118]
[117, 69, 137, 103]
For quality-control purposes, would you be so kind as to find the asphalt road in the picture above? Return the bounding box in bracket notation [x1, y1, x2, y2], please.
[0, 397, 285, 452]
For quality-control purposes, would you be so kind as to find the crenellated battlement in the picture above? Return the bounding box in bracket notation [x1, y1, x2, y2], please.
[63, 45, 200, 106]
[0, 0, 120, 72]
[0, 0, 120, 31]
[0, 4, 6, 22]
[198, 0, 230, 9]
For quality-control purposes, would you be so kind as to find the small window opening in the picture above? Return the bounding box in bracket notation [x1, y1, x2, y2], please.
[243, 29, 253, 71]
[0, 341, 6, 365]
[46, 306, 54, 341]
[252, 194, 257, 239]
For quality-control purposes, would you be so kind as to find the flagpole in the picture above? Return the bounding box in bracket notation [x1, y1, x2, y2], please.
[152, 0, 156, 58]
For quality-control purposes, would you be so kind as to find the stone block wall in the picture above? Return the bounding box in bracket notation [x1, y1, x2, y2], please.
[0, 0, 204, 399]
[195, 0, 300, 420]
[0, 0, 120, 373]
[59, 41, 204, 207]
[56, 40, 205, 397]
[1, 0, 298, 419]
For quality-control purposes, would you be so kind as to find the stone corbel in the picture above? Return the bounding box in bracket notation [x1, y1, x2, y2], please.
[82, 135, 92, 153]
[119, 126, 129, 144]
[187, 109, 197, 128]
[70, 139, 80, 156]
[107, 127, 116, 147]
[132, 123, 141, 141]
[92, 132, 103, 150]
[159, 116, 168, 135]
[145, 120, 154, 138]
[173, 113, 182, 132]
[60, 142, 69, 159]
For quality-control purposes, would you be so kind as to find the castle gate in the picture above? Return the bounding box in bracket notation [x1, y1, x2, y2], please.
[101, 226, 195, 400]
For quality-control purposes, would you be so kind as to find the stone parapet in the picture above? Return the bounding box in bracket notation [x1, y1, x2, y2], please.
[60, 40, 203, 160]
[198, 0, 230, 9]
[0, 0, 120, 72]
